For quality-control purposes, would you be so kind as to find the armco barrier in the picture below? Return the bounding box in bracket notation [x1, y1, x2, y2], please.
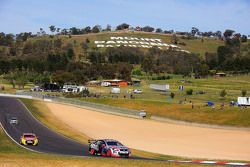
[0, 93, 33, 99]
[13, 92, 142, 118]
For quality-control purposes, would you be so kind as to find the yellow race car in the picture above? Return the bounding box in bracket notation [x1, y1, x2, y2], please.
[20, 133, 38, 146]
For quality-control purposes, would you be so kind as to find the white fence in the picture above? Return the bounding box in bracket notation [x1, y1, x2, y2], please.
[0, 92, 143, 119]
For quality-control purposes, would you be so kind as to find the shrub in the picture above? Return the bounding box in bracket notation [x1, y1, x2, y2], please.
[170, 92, 175, 99]
[186, 89, 193, 95]
[242, 90, 247, 97]
[220, 89, 227, 98]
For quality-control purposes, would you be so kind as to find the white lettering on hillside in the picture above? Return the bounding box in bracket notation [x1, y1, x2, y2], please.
[94, 36, 189, 52]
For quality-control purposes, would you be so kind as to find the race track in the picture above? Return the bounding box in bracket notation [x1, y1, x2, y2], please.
[1, 96, 250, 166]
[0, 97, 88, 156]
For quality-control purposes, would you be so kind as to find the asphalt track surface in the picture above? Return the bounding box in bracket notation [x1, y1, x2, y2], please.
[0, 96, 88, 156]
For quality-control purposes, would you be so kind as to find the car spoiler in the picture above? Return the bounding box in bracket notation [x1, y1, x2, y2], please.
[88, 139, 96, 144]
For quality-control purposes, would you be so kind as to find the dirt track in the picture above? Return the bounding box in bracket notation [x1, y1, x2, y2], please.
[46, 102, 250, 161]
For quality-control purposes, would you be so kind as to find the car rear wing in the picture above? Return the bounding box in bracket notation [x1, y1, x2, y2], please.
[88, 139, 96, 144]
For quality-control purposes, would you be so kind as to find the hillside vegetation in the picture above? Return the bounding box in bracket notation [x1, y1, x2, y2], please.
[65, 32, 224, 58]
[24, 31, 224, 59]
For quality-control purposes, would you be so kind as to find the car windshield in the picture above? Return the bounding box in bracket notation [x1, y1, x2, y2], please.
[107, 141, 123, 146]
[24, 134, 35, 138]
[11, 118, 17, 120]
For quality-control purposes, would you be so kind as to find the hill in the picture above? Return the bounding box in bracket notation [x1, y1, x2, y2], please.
[20, 31, 224, 61]
[59, 31, 224, 59]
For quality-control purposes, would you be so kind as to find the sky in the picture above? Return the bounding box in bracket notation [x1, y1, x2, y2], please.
[0, 0, 250, 35]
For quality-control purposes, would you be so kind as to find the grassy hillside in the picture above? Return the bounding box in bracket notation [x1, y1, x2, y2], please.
[26, 31, 224, 60]
[67, 32, 223, 57]
[83, 75, 250, 127]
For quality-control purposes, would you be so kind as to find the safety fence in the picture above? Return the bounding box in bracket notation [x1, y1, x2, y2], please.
[10, 92, 143, 118]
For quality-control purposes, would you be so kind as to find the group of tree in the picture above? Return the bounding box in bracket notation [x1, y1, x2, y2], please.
[205, 29, 250, 72]
[0, 26, 249, 89]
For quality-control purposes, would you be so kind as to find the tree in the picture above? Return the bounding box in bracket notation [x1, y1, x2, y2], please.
[156, 28, 163, 33]
[220, 89, 227, 98]
[61, 29, 68, 35]
[4, 69, 29, 89]
[4, 71, 17, 88]
[0, 33, 14, 46]
[217, 46, 231, 65]
[84, 26, 92, 33]
[215, 31, 222, 39]
[223, 29, 235, 39]
[170, 92, 175, 99]
[15, 70, 29, 89]
[142, 26, 154, 32]
[241, 35, 247, 43]
[70, 27, 80, 35]
[116, 23, 129, 30]
[242, 90, 247, 97]
[116, 63, 132, 81]
[132, 67, 142, 76]
[191, 27, 199, 36]
[92, 25, 101, 33]
[49, 25, 56, 34]
[56, 28, 61, 34]
[205, 52, 218, 69]
[142, 56, 153, 74]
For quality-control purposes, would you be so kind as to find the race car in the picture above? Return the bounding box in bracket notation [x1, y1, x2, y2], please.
[88, 139, 131, 158]
[20, 133, 38, 146]
[9, 116, 18, 124]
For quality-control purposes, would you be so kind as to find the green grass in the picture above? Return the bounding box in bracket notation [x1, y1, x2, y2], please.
[82, 75, 250, 127]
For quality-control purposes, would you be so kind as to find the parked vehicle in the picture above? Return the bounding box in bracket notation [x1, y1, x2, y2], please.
[238, 97, 250, 106]
[30, 86, 43, 92]
[62, 84, 87, 93]
[133, 89, 142, 94]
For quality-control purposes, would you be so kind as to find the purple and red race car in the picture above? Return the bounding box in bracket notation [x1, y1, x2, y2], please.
[88, 139, 131, 158]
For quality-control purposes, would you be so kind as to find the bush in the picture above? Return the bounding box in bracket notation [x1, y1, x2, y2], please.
[220, 89, 227, 98]
[242, 90, 247, 97]
[186, 89, 193, 95]
[82, 89, 90, 97]
[170, 92, 175, 99]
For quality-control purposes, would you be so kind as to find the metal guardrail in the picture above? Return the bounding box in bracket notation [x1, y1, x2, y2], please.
[15, 91, 142, 118]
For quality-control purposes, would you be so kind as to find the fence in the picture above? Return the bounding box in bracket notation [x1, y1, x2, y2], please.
[14, 91, 142, 118]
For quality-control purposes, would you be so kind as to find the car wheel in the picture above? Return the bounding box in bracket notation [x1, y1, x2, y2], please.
[90, 148, 95, 155]
[107, 149, 111, 157]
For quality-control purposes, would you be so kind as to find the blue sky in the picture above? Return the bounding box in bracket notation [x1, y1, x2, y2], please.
[0, 0, 249, 35]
